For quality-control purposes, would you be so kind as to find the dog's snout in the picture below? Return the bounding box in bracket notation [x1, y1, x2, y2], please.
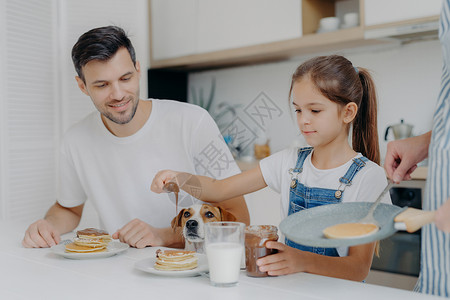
[186, 219, 198, 229]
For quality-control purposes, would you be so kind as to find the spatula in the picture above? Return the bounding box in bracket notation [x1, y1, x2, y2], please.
[394, 207, 436, 233]
[358, 179, 395, 227]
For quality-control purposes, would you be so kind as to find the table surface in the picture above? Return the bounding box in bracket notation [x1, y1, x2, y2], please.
[1, 221, 441, 300]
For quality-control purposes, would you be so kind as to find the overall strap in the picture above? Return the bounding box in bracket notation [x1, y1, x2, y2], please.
[292, 147, 314, 173]
[339, 156, 369, 185]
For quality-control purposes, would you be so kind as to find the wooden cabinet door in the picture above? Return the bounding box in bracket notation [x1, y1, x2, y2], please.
[364, 0, 442, 26]
[151, 0, 197, 60]
[196, 0, 302, 53]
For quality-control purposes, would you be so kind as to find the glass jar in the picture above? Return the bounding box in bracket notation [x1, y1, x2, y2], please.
[245, 225, 278, 277]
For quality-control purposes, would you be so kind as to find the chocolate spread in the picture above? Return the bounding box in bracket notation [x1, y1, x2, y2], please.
[76, 228, 109, 236]
[245, 225, 278, 277]
[163, 182, 179, 214]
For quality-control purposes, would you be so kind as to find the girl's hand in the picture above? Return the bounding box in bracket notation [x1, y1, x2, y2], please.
[151, 170, 180, 193]
[256, 241, 309, 276]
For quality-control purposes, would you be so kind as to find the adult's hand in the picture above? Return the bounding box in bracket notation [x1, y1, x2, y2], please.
[435, 198, 450, 233]
[112, 219, 182, 248]
[384, 132, 431, 183]
[22, 219, 60, 248]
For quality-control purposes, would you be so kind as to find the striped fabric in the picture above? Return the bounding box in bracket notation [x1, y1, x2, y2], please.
[415, 0, 450, 296]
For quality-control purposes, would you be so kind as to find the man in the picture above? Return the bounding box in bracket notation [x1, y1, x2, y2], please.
[22, 26, 249, 249]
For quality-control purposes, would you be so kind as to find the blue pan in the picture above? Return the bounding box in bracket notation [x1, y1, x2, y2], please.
[279, 202, 407, 248]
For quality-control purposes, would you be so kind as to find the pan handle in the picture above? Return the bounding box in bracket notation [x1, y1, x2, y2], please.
[394, 208, 436, 233]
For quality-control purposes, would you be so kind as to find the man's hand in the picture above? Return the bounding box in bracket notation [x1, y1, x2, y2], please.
[384, 132, 431, 183]
[22, 219, 60, 248]
[112, 219, 182, 248]
[22, 202, 83, 248]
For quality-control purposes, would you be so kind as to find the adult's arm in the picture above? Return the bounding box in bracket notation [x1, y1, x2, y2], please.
[213, 195, 250, 225]
[22, 202, 83, 248]
[112, 220, 185, 249]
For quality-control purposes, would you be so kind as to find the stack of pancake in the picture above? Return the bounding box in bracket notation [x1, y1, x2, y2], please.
[65, 228, 112, 253]
[154, 249, 198, 271]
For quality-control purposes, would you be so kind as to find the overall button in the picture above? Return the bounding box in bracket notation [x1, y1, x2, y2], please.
[290, 179, 297, 189]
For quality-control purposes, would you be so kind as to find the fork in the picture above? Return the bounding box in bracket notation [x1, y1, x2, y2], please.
[358, 179, 395, 226]
[59, 239, 72, 245]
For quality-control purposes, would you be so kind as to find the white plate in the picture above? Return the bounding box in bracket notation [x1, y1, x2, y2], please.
[51, 240, 129, 259]
[134, 253, 209, 277]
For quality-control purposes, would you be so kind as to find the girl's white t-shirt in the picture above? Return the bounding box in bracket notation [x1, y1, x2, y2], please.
[260, 147, 391, 256]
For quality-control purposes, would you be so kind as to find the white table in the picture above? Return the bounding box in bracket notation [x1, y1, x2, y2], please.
[1, 221, 441, 300]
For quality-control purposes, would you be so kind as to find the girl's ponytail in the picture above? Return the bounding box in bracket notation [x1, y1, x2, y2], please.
[352, 68, 380, 165]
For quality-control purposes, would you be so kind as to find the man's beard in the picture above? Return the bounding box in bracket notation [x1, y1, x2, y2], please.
[101, 94, 139, 125]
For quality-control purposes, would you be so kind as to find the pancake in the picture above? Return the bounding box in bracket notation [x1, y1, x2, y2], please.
[323, 222, 379, 239]
[65, 242, 107, 253]
[73, 237, 108, 248]
[76, 228, 111, 243]
[154, 249, 198, 271]
[65, 228, 111, 253]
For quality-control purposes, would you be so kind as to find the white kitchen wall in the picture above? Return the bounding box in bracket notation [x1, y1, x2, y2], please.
[188, 38, 442, 163]
[0, 0, 58, 223]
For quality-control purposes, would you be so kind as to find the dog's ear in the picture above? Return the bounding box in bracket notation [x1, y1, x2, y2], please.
[171, 209, 185, 231]
[218, 206, 237, 222]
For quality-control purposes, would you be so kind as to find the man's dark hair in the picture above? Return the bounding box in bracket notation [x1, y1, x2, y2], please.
[71, 26, 136, 82]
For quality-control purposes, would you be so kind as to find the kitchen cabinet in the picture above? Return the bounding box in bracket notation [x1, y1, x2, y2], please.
[150, 0, 302, 64]
[364, 0, 442, 27]
[363, 0, 442, 39]
[150, 0, 196, 60]
[149, 0, 441, 70]
[197, 0, 302, 54]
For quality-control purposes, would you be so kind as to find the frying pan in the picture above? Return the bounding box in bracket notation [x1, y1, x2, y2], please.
[279, 202, 433, 248]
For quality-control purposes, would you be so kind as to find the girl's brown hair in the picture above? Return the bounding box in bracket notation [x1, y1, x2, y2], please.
[289, 55, 380, 165]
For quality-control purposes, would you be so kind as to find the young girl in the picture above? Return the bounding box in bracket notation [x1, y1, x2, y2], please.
[151, 55, 390, 281]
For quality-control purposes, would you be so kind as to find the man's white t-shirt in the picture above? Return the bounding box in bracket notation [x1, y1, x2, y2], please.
[260, 147, 391, 256]
[58, 99, 240, 232]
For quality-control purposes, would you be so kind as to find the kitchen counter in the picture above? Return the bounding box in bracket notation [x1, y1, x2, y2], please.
[410, 166, 428, 180]
[2, 221, 441, 300]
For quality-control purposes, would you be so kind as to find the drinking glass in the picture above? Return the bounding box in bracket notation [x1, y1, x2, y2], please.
[205, 222, 245, 287]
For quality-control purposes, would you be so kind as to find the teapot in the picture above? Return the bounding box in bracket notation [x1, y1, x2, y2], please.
[384, 119, 413, 141]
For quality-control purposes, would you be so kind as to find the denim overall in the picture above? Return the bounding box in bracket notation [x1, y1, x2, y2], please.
[286, 147, 369, 256]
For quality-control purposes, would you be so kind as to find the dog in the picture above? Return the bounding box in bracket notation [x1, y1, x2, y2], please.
[171, 203, 237, 253]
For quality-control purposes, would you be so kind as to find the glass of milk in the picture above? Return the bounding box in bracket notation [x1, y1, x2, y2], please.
[205, 222, 245, 287]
